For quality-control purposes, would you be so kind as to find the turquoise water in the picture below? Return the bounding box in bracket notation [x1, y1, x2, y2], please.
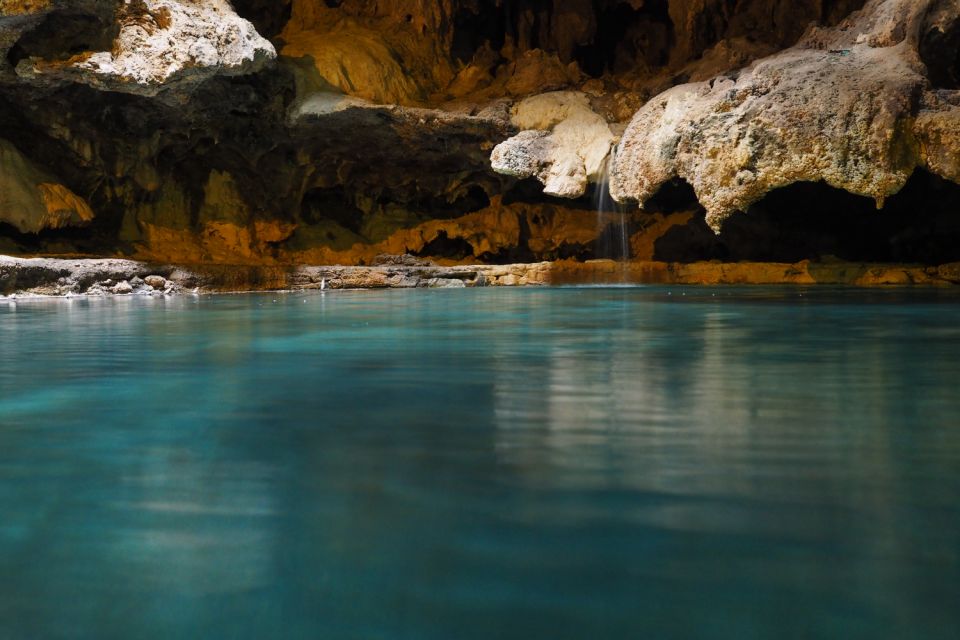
[1, 288, 959, 639]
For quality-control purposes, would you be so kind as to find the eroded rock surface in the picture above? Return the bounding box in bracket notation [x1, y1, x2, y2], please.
[0, 0, 957, 268]
[490, 91, 616, 198]
[0, 138, 93, 232]
[611, 0, 960, 232]
[16, 0, 275, 94]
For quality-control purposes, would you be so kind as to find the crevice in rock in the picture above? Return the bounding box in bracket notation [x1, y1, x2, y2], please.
[0, 217, 119, 256]
[821, 0, 869, 23]
[420, 185, 492, 219]
[450, 0, 675, 75]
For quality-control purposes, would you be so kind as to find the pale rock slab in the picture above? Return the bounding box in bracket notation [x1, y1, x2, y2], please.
[18, 0, 275, 94]
[490, 91, 616, 198]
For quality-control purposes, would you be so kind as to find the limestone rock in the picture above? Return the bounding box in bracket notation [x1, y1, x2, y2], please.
[611, 0, 960, 232]
[1, 0, 959, 267]
[111, 280, 133, 294]
[143, 274, 166, 289]
[490, 91, 616, 198]
[17, 0, 275, 94]
[0, 139, 93, 233]
[282, 17, 424, 104]
[916, 92, 960, 184]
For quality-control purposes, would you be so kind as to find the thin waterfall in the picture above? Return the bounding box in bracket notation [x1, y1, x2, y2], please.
[595, 150, 630, 261]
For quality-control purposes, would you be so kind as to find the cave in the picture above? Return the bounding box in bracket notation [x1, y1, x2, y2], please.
[7, 9, 120, 68]
[4, 4, 960, 636]
[574, 0, 673, 77]
[504, 178, 596, 211]
[415, 230, 476, 260]
[921, 17, 960, 89]
[229, 0, 294, 41]
[416, 185, 492, 219]
[645, 180, 724, 262]
[643, 178, 702, 215]
[451, 5, 508, 63]
[301, 186, 365, 232]
[0, 0, 955, 277]
[718, 171, 960, 264]
[450, 0, 676, 75]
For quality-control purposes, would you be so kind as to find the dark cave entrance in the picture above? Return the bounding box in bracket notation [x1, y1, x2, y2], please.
[921, 17, 960, 89]
[229, 0, 294, 41]
[300, 186, 365, 233]
[451, 6, 509, 63]
[718, 171, 960, 264]
[647, 179, 728, 262]
[450, 0, 674, 77]
[642, 172, 960, 264]
[575, 0, 673, 77]
[415, 230, 475, 261]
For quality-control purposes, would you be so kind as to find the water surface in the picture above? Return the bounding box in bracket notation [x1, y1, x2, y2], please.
[1, 288, 959, 639]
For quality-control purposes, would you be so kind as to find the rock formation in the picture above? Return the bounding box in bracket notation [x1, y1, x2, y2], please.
[0, 0, 957, 270]
[609, 0, 960, 232]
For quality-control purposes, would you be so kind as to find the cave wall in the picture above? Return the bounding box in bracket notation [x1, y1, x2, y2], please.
[0, 0, 958, 266]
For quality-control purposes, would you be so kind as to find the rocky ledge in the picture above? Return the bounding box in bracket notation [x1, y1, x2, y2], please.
[4, 255, 960, 297]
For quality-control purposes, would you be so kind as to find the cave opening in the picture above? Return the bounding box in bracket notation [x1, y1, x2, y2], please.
[415, 230, 475, 261]
[229, 0, 294, 42]
[575, 0, 673, 77]
[422, 185, 492, 219]
[921, 17, 960, 89]
[644, 178, 702, 214]
[821, 0, 870, 24]
[374, 184, 492, 221]
[503, 178, 595, 211]
[450, 0, 673, 76]
[644, 179, 727, 262]
[451, 6, 508, 64]
[718, 171, 960, 264]
[300, 186, 365, 233]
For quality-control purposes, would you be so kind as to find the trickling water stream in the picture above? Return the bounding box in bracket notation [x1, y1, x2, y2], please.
[595, 153, 631, 261]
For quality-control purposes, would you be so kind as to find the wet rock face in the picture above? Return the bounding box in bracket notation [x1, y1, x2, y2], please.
[0, 0, 957, 266]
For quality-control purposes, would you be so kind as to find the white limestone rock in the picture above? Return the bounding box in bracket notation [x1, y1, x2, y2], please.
[610, 0, 960, 232]
[490, 91, 616, 198]
[19, 0, 275, 94]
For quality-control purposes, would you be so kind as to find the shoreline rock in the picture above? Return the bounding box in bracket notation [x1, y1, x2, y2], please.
[2, 255, 959, 297]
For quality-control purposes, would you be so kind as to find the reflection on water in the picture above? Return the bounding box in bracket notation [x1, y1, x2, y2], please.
[1, 288, 959, 639]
